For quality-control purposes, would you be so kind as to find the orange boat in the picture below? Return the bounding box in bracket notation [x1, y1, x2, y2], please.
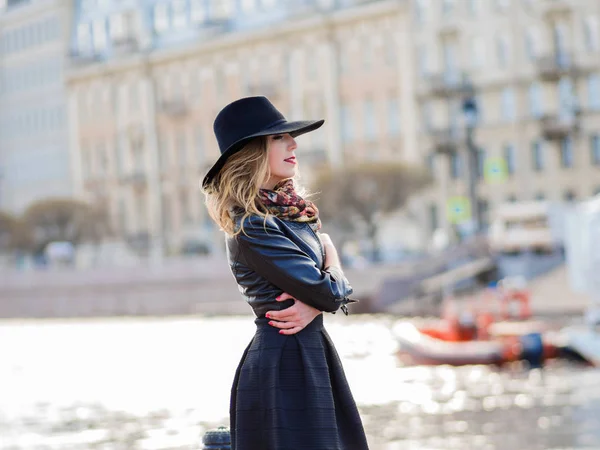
[396, 282, 558, 366]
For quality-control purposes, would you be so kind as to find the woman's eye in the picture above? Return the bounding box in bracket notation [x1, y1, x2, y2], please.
[272, 135, 284, 140]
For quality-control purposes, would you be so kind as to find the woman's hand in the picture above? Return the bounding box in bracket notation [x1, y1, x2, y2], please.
[266, 293, 322, 335]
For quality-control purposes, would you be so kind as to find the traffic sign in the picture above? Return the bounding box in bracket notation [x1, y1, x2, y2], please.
[447, 196, 471, 224]
[484, 157, 508, 184]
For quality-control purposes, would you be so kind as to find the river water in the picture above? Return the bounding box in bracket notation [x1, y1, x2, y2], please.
[0, 314, 599, 450]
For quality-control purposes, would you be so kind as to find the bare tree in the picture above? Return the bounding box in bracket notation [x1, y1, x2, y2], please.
[22, 198, 110, 254]
[0, 211, 30, 252]
[311, 162, 431, 262]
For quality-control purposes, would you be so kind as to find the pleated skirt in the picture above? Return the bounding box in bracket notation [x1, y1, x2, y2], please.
[230, 314, 369, 450]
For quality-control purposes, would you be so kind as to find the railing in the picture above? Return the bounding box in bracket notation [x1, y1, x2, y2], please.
[427, 72, 470, 97]
[540, 114, 579, 140]
[430, 128, 462, 154]
[160, 98, 189, 117]
[121, 171, 147, 186]
[536, 53, 578, 80]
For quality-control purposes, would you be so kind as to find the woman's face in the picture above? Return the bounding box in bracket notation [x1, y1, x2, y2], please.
[262, 133, 298, 189]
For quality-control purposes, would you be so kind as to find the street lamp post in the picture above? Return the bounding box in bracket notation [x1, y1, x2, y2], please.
[461, 88, 481, 236]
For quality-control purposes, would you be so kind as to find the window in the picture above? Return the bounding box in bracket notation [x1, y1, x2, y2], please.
[450, 153, 462, 179]
[528, 82, 543, 118]
[561, 137, 573, 168]
[525, 28, 538, 62]
[558, 77, 576, 117]
[154, 3, 170, 33]
[415, 0, 428, 24]
[129, 82, 139, 110]
[364, 99, 376, 141]
[384, 35, 396, 66]
[211, 0, 234, 19]
[161, 194, 171, 232]
[501, 87, 516, 122]
[496, 34, 510, 68]
[478, 199, 489, 229]
[172, 0, 188, 29]
[241, 0, 257, 13]
[362, 38, 372, 71]
[340, 104, 353, 143]
[589, 74, 600, 110]
[190, 0, 206, 22]
[306, 49, 318, 80]
[429, 204, 438, 231]
[417, 45, 428, 76]
[495, 0, 509, 11]
[337, 46, 348, 74]
[442, 41, 458, 75]
[471, 37, 486, 69]
[535, 192, 545, 201]
[387, 97, 400, 137]
[119, 199, 127, 234]
[195, 130, 204, 166]
[591, 134, 600, 165]
[180, 191, 192, 225]
[442, 0, 454, 16]
[532, 139, 544, 172]
[503, 143, 516, 175]
[177, 132, 187, 168]
[109, 13, 126, 41]
[468, 0, 481, 16]
[422, 101, 433, 131]
[92, 19, 108, 52]
[426, 153, 436, 175]
[584, 17, 599, 52]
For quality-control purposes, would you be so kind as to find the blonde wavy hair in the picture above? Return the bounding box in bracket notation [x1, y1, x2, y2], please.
[203, 136, 309, 236]
[202, 136, 286, 236]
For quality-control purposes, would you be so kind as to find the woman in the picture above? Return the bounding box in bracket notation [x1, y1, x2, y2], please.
[202, 96, 369, 450]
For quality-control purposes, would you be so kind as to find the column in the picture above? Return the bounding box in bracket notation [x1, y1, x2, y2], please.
[322, 35, 343, 168]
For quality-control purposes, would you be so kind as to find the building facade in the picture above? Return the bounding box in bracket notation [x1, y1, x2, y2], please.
[0, 0, 73, 213]
[66, 0, 600, 257]
[66, 0, 415, 256]
[413, 0, 600, 237]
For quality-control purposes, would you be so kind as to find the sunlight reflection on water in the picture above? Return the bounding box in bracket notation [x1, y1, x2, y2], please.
[0, 315, 599, 450]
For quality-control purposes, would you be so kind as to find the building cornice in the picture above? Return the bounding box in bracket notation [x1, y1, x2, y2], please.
[66, 0, 405, 83]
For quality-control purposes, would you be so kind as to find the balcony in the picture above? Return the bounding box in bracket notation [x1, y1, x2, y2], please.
[540, 114, 579, 140]
[69, 49, 105, 66]
[111, 37, 139, 56]
[536, 53, 579, 81]
[160, 98, 189, 117]
[122, 171, 147, 187]
[426, 72, 470, 98]
[430, 128, 462, 155]
[538, 0, 573, 18]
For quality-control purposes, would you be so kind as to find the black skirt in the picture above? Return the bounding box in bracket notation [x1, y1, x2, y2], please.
[230, 315, 369, 450]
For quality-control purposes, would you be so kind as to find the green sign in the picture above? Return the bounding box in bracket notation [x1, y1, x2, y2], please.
[484, 157, 508, 184]
[447, 196, 471, 224]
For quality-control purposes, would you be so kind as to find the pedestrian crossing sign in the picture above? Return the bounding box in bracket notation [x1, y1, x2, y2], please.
[484, 158, 508, 184]
[447, 196, 471, 224]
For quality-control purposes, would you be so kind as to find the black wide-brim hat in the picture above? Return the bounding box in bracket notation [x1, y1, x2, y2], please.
[202, 96, 324, 189]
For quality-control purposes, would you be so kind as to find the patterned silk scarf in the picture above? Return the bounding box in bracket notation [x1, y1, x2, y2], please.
[259, 179, 322, 231]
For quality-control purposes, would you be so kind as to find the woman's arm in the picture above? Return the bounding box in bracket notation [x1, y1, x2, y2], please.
[236, 216, 353, 313]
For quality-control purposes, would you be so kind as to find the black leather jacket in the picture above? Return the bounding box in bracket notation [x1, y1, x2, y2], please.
[226, 214, 356, 318]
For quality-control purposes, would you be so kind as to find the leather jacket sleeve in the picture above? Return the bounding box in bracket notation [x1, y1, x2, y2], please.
[235, 216, 353, 313]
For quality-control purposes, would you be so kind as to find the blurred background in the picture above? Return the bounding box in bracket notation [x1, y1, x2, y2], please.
[1, 0, 600, 449]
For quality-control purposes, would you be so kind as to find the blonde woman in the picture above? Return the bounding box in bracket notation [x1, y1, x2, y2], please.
[202, 96, 368, 450]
